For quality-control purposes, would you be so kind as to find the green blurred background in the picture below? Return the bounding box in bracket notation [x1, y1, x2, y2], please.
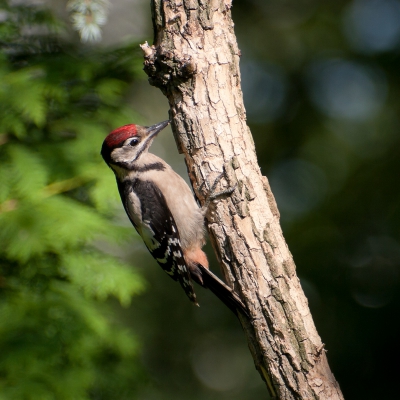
[0, 0, 399, 399]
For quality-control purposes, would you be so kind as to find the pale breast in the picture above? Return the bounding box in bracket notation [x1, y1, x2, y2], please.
[140, 157, 205, 251]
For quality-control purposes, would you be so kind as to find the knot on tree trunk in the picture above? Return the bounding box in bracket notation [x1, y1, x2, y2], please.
[141, 41, 197, 91]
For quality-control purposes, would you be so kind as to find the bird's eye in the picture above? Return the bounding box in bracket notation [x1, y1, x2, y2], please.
[129, 138, 139, 146]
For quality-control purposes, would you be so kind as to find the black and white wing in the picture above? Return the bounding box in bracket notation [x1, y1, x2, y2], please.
[117, 178, 198, 305]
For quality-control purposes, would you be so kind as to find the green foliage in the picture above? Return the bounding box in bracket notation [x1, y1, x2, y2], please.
[0, 2, 145, 398]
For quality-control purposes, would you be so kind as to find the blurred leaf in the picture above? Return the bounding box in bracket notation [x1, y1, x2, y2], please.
[8, 146, 48, 200]
[62, 252, 145, 306]
[0, 2, 145, 399]
[96, 78, 126, 105]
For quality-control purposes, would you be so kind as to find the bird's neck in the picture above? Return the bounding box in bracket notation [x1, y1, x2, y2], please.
[111, 152, 167, 181]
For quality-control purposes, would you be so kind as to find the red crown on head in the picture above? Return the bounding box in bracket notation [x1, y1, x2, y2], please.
[104, 124, 137, 149]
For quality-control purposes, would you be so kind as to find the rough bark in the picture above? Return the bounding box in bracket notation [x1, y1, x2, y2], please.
[140, 1, 344, 399]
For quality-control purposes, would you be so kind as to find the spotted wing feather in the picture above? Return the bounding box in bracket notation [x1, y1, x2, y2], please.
[117, 178, 198, 305]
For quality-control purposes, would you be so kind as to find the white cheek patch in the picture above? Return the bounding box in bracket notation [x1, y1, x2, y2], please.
[111, 147, 126, 163]
[111, 144, 142, 164]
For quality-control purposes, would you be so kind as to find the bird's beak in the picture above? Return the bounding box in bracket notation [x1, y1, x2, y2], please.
[145, 120, 170, 139]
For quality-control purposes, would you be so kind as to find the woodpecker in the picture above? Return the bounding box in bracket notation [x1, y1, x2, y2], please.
[101, 120, 248, 317]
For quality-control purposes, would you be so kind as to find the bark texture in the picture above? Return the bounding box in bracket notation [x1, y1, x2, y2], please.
[141, 1, 344, 399]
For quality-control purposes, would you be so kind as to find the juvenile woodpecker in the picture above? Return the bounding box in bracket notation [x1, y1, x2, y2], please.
[101, 120, 247, 317]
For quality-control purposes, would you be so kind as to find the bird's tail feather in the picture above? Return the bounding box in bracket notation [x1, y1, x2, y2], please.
[196, 263, 249, 319]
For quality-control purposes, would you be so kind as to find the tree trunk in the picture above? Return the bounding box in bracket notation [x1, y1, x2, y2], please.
[140, 1, 344, 399]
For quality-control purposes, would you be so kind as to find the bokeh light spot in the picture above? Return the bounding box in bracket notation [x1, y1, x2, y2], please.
[348, 236, 400, 308]
[351, 263, 398, 308]
[269, 159, 328, 218]
[241, 61, 287, 123]
[306, 59, 387, 120]
[191, 338, 250, 391]
[343, 0, 400, 53]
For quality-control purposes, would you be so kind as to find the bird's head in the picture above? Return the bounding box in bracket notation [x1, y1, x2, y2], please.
[101, 120, 170, 169]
